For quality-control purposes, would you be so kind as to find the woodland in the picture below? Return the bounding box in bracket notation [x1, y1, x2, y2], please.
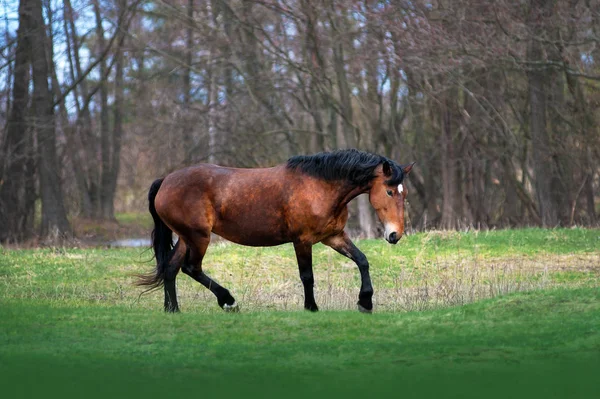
[0, 0, 599, 243]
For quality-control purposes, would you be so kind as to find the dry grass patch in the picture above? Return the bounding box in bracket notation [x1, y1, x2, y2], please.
[1, 229, 598, 313]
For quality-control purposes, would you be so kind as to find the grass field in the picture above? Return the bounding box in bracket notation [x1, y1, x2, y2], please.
[1, 228, 599, 398]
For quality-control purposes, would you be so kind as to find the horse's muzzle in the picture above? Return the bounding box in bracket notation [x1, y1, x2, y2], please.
[386, 232, 400, 244]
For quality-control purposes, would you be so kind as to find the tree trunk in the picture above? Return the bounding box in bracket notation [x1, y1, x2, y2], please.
[440, 87, 458, 229]
[300, 0, 325, 147]
[30, 0, 71, 240]
[330, 8, 357, 148]
[181, 0, 194, 161]
[183, 0, 193, 107]
[527, 1, 558, 227]
[92, 0, 111, 219]
[207, 0, 219, 163]
[221, 1, 236, 162]
[63, 0, 94, 217]
[0, 0, 35, 243]
[102, 0, 126, 220]
[406, 69, 437, 228]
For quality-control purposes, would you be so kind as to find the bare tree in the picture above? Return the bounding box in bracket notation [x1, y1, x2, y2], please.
[30, 0, 71, 239]
[0, 0, 36, 242]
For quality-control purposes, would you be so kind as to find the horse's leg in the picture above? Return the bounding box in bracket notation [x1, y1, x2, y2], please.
[322, 232, 373, 313]
[164, 240, 186, 312]
[181, 232, 238, 312]
[293, 242, 318, 312]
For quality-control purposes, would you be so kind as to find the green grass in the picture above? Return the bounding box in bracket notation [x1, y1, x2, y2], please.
[380, 227, 600, 258]
[68, 212, 153, 243]
[1, 228, 599, 398]
[114, 212, 153, 226]
[1, 228, 598, 312]
[1, 289, 599, 398]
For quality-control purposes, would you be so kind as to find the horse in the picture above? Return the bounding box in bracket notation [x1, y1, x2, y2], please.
[137, 149, 414, 313]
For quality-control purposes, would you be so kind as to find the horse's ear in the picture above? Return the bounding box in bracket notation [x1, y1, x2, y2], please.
[402, 162, 416, 175]
[382, 160, 392, 177]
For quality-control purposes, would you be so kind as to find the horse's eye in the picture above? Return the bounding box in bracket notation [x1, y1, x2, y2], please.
[386, 190, 393, 197]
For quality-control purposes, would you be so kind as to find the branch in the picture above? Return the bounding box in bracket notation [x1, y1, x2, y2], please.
[53, 0, 143, 107]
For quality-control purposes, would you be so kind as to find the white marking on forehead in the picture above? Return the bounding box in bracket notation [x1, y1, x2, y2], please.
[398, 184, 403, 193]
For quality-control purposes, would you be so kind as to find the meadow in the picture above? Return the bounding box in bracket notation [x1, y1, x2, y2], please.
[1, 228, 599, 398]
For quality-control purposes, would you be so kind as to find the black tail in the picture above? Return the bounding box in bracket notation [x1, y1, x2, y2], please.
[137, 178, 173, 289]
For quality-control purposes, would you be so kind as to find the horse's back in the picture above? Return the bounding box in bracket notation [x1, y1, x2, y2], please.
[155, 164, 293, 245]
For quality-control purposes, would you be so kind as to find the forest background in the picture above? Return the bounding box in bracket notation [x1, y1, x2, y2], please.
[1, 0, 599, 244]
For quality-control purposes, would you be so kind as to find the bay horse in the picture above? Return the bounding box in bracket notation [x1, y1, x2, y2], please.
[138, 149, 414, 313]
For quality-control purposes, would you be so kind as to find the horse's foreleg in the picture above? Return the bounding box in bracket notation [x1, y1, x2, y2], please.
[293, 242, 318, 312]
[181, 233, 238, 312]
[322, 232, 373, 313]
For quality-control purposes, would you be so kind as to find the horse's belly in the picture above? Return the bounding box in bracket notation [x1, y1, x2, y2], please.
[214, 230, 288, 247]
[212, 226, 289, 247]
[212, 210, 290, 247]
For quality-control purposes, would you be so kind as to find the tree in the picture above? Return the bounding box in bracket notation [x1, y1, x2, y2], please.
[30, 0, 71, 240]
[0, 0, 36, 242]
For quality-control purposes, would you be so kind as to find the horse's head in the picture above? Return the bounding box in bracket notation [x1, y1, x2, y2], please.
[369, 160, 415, 244]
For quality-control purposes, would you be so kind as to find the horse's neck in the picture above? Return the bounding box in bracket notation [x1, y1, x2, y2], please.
[337, 182, 371, 207]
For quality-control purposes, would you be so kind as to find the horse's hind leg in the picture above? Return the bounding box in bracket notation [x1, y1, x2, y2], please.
[181, 232, 238, 312]
[164, 240, 185, 312]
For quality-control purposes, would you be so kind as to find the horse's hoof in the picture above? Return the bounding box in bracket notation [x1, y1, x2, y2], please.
[223, 302, 240, 312]
[357, 304, 373, 314]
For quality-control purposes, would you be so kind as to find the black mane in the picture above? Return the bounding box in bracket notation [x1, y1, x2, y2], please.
[286, 149, 404, 186]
